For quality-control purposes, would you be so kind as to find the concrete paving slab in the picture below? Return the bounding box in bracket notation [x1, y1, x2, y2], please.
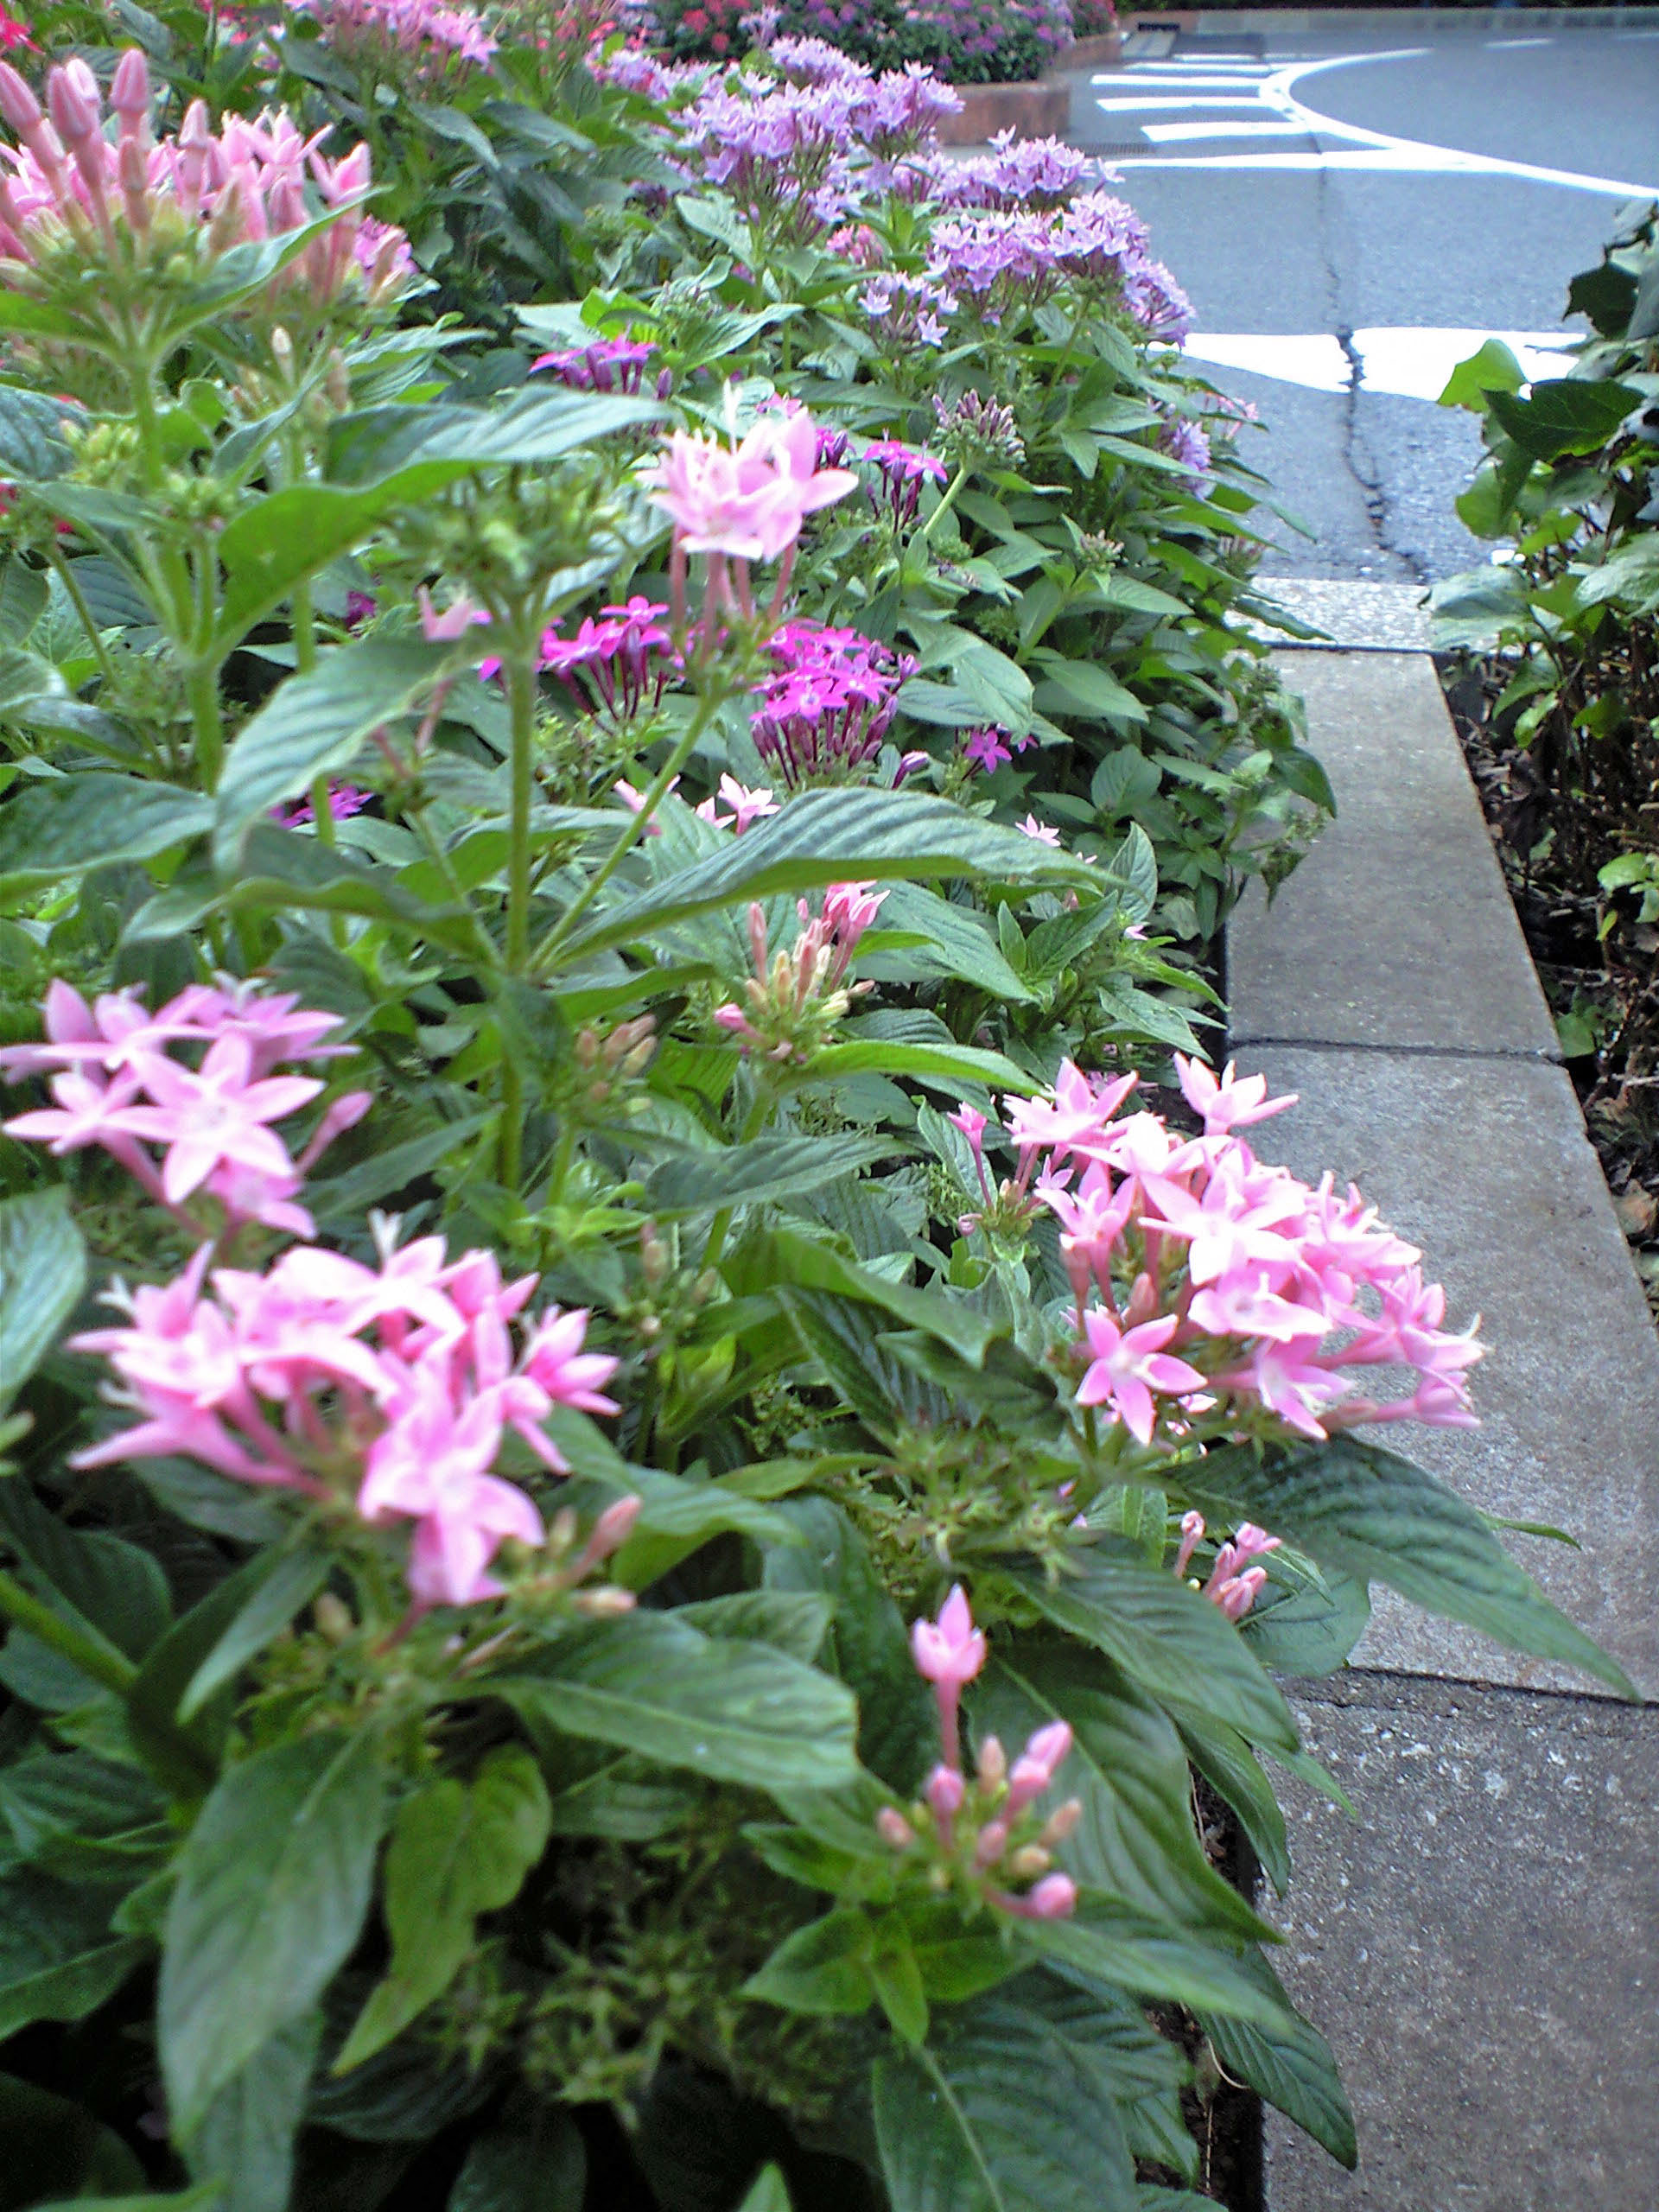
[1229, 652, 1560, 1058]
[1247, 581, 1433, 652]
[1243, 1047, 1659, 1700]
[1262, 1673, 1659, 2212]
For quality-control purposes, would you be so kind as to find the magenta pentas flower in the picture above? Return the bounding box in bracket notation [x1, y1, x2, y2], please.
[1168, 1512, 1281, 1623]
[750, 621, 917, 787]
[0, 981, 369, 1242]
[540, 596, 678, 721]
[296, 0, 498, 69]
[879, 1585, 1079, 1921]
[531, 337, 663, 395]
[961, 725, 1012, 775]
[957, 1056, 1485, 1450]
[0, 50, 411, 310]
[68, 1230, 629, 1612]
[861, 437, 949, 529]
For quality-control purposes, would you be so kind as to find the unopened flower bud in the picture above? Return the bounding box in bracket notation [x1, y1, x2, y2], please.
[111, 47, 151, 123]
[326, 353, 351, 411]
[1008, 1844, 1052, 1879]
[271, 326, 294, 366]
[976, 1735, 1006, 1793]
[549, 1504, 579, 1555]
[571, 1584, 636, 1617]
[47, 65, 99, 148]
[876, 1807, 914, 1849]
[0, 60, 41, 136]
[1039, 1798, 1083, 1847]
[574, 1027, 600, 1069]
[973, 1819, 1008, 1868]
[1023, 1872, 1077, 1919]
[588, 1494, 642, 1560]
[314, 1592, 353, 1643]
[925, 1764, 964, 1820]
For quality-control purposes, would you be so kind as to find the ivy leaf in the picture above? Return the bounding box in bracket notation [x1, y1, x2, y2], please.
[160, 1732, 389, 2138]
[336, 1747, 551, 2070]
[1179, 1439, 1636, 1698]
[0, 1188, 85, 1409]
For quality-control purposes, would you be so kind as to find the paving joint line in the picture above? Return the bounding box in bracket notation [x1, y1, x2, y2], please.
[1287, 1664, 1659, 1711]
[1228, 1034, 1563, 1065]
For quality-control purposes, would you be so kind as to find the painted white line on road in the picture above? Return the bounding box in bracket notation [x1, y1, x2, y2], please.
[1182, 327, 1579, 402]
[1142, 120, 1309, 142]
[1098, 45, 1659, 198]
[1485, 37, 1554, 49]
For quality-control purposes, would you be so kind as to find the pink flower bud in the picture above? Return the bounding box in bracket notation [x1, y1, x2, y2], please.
[47, 63, 99, 147]
[975, 1734, 1006, 1792]
[925, 1764, 964, 1820]
[0, 58, 41, 134]
[588, 1494, 643, 1560]
[1024, 1872, 1077, 1919]
[1173, 1509, 1205, 1580]
[1008, 1844, 1051, 1878]
[911, 1585, 986, 1691]
[876, 1808, 914, 1849]
[973, 1819, 1008, 1868]
[111, 47, 150, 121]
[1023, 1720, 1072, 1776]
[1039, 1798, 1083, 1847]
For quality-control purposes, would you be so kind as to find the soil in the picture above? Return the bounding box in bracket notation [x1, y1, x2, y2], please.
[1438, 652, 1659, 1331]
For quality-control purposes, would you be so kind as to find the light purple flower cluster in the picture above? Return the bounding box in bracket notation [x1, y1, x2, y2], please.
[531, 335, 669, 396]
[1159, 415, 1212, 487]
[750, 620, 918, 786]
[858, 267, 958, 349]
[861, 436, 948, 528]
[920, 129, 1096, 211]
[297, 0, 498, 68]
[925, 190, 1192, 339]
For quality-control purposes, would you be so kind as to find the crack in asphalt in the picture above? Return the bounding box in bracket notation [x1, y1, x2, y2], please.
[1313, 164, 1432, 585]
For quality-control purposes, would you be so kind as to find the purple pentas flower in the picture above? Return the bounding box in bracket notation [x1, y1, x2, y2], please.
[531, 338, 661, 395]
[1158, 415, 1211, 486]
[923, 130, 1096, 212]
[961, 726, 1013, 774]
[861, 438, 949, 528]
[750, 621, 918, 787]
[273, 783, 372, 829]
[539, 596, 678, 721]
[858, 268, 958, 350]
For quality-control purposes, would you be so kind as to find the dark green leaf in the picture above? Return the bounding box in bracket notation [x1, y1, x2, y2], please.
[305, 1111, 493, 1225]
[449, 2112, 587, 2212]
[0, 1868, 143, 2039]
[1197, 1949, 1355, 2168]
[645, 1135, 896, 1216]
[1486, 378, 1641, 460]
[744, 1906, 874, 2015]
[160, 1731, 389, 2136]
[0, 1481, 172, 1665]
[492, 1611, 859, 1794]
[1238, 1567, 1370, 1678]
[188, 2011, 322, 2212]
[177, 1548, 333, 1721]
[0, 774, 209, 892]
[1180, 1440, 1635, 1697]
[0, 1189, 85, 1408]
[0, 2069, 148, 2207]
[1175, 1711, 1290, 1897]
[1020, 1903, 1294, 2030]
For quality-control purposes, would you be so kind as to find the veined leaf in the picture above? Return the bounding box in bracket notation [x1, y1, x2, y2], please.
[644, 1134, 897, 1216]
[0, 774, 209, 893]
[0, 1188, 85, 1408]
[1197, 1949, 1356, 2168]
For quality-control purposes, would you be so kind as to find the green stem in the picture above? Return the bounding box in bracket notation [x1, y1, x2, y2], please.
[294, 575, 317, 676]
[0, 1568, 137, 1698]
[505, 650, 537, 972]
[46, 547, 122, 699]
[188, 659, 225, 791]
[310, 772, 338, 849]
[499, 1052, 524, 1191]
[918, 464, 970, 548]
[700, 1086, 772, 1271]
[533, 693, 720, 976]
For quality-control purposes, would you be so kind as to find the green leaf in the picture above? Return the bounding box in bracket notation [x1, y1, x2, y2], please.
[449, 2112, 587, 2212]
[0, 1189, 85, 1408]
[0, 773, 209, 893]
[675, 1591, 832, 1664]
[0, 2069, 148, 2207]
[176, 1548, 333, 1721]
[304, 1109, 493, 1226]
[213, 639, 454, 863]
[326, 386, 664, 485]
[1180, 1440, 1636, 1698]
[1031, 656, 1148, 727]
[1007, 1548, 1296, 1751]
[0, 388, 77, 478]
[29, 2190, 223, 2212]
[560, 788, 1094, 962]
[1197, 1950, 1356, 2168]
[336, 1746, 550, 2070]
[735, 2169, 791, 2212]
[978, 1644, 1271, 1940]
[644, 1135, 896, 1216]
[866, 885, 1036, 1002]
[804, 1039, 1035, 1094]
[745, 1906, 874, 2015]
[874, 1996, 1137, 2212]
[1437, 339, 1526, 410]
[1239, 1566, 1370, 1678]
[492, 1611, 859, 1795]
[187, 2011, 322, 2212]
[1486, 378, 1642, 460]
[1020, 1904, 1293, 2030]
[160, 1731, 389, 2138]
[1174, 1712, 1290, 1897]
[729, 1225, 1000, 1368]
[0, 1482, 172, 1666]
[0, 1869, 144, 2039]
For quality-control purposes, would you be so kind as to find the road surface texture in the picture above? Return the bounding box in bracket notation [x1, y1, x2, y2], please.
[1064, 16, 1659, 579]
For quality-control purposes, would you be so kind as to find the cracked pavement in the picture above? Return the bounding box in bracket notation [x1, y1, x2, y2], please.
[1064, 21, 1659, 580]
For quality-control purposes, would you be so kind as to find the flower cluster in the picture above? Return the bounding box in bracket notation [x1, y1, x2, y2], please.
[531, 336, 669, 396]
[918, 130, 1096, 212]
[876, 1586, 1079, 1920]
[297, 0, 499, 69]
[955, 1054, 1484, 1447]
[714, 883, 886, 1060]
[1173, 1511, 1281, 1623]
[0, 49, 411, 307]
[925, 192, 1191, 339]
[540, 595, 678, 721]
[749, 620, 919, 786]
[0, 981, 370, 1241]
[857, 266, 959, 349]
[861, 436, 948, 528]
[1159, 414, 1212, 487]
[646, 404, 859, 583]
[931, 386, 1025, 472]
[68, 1230, 632, 1611]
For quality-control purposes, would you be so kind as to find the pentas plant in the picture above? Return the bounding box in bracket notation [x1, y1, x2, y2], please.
[294, 0, 500, 72]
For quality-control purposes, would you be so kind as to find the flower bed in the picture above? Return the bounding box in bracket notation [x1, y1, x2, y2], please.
[1432, 205, 1659, 1328]
[0, 13, 1633, 2211]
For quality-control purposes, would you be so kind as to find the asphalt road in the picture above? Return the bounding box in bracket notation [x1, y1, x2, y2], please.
[1063, 21, 1659, 580]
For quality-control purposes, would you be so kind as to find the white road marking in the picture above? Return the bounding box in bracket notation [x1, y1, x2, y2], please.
[1485, 37, 1554, 49]
[1142, 120, 1309, 142]
[1098, 46, 1659, 197]
[1181, 327, 1579, 402]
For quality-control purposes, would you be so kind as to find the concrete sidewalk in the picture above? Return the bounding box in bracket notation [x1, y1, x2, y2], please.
[1226, 629, 1659, 2209]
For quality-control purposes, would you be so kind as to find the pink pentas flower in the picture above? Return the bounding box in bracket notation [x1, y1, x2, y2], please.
[696, 774, 779, 831]
[645, 402, 858, 563]
[1173, 1052, 1298, 1136]
[1074, 1308, 1205, 1446]
[1017, 813, 1060, 845]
